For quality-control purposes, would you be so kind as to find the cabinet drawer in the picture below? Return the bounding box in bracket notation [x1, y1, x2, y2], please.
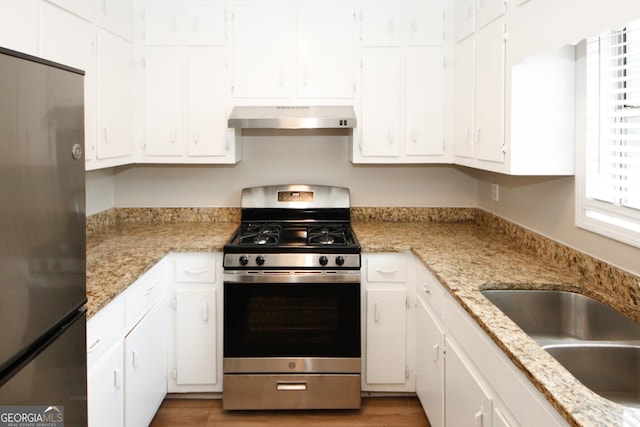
[87, 298, 124, 366]
[416, 264, 444, 319]
[125, 269, 165, 331]
[366, 255, 407, 282]
[174, 253, 217, 283]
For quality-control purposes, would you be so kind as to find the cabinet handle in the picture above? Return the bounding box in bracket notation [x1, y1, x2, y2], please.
[411, 18, 418, 34]
[193, 131, 199, 145]
[103, 127, 109, 144]
[132, 350, 138, 369]
[477, 0, 485, 13]
[412, 130, 418, 143]
[277, 382, 307, 391]
[465, 127, 471, 144]
[376, 268, 398, 274]
[388, 130, 394, 144]
[476, 127, 481, 143]
[171, 130, 177, 143]
[88, 338, 102, 353]
[388, 18, 396, 35]
[474, 410, 483, 427]
[184, 268, 206, 275]
[101, 0, 108, 13]
[423, 285, 431, 295]
[144, 285, 155, 295]
[192, 17, 200, 33]
[114, 368, 121, 390]
[433, 344, 440, 363]
[374, 302, 380, 323]
[203, 303, 209, 322]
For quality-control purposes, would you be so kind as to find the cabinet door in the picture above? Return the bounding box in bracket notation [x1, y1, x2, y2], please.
[405, 47, 445, 157]
[231, 4, 293, 98]
[176, 288, 217, 385]
[144, 3, 186, 46]
[475, 0, 506, 30]
[0, 0, 38, 58]
[416, 295, 444, 427]
[405, 0, 446, 46]
[365, 288, 407, 384]
[124, 300, 167, 427]
[144, 47, 184, 157]
[474, 18, 505, 163]
[453, 0, 475, 42]
[188, 3, 226, 46]
[97, 0, 133, 41]
[39, 4, 98, 165]
[453, 36, 475, 159]
[97, 30, 134, 160]
[296, 4, 355, 99]
[445, 338, 493, 427]
[361, 4, 401, 47]
[361, 48, 401, 157]
[88, 341, 124, 427]
[187, 48, 228, 157]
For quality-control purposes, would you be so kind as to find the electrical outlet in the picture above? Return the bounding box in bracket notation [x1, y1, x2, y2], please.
[491, 183, 499, 202]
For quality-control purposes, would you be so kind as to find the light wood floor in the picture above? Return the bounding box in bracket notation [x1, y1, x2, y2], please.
[150, 396, 431, 427]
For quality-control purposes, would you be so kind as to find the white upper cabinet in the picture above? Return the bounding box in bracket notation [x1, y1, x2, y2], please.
[405, 0, 446, 46]
[475, 0, 506, 30]
[231, 4, 293, 99]
[97, 30, 135, 162]
[405, 47, 445, 157]
[296, 4, 355, 99]
[453, 0, 474, 42]
[97, 0, 133, 41]
[0, 0, 38, 56]
[39, 3, 98, 165]
[452, 36, 475, 159]
[45, 0, 97, 22]
[144, 1, 225, 47]
[231, 2, 355, 101]
[361, 4, 402, 47]
[354, 0, 448, 164]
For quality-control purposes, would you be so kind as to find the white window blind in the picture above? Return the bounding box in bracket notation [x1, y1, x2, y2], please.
[579, 19, 640, 246]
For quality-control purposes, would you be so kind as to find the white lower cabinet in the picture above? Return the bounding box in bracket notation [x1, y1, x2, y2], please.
[445, 337, 493, 427]
[124, 299, 167, 427]
[413, 256, 568, 427]
[415, 276, 444, 427]
[362, 253, 415, 392]
[167, 253, 223, 393]
[87, 259, 169, 427]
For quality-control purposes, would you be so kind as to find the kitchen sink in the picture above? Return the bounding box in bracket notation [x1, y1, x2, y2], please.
[481, 289, 640, 407]
[480, 289, 640, 345]
[544, 344, 640, 407]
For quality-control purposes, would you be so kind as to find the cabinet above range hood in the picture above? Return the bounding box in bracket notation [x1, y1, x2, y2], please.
[228, 106, 356, 130]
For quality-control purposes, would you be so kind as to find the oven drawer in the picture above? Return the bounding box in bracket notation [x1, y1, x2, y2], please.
[223, 374, 361, 410]
[366, 254, 407, 283]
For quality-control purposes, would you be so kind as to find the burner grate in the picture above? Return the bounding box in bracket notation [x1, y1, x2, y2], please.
[239, 223, 282, 245]
[307, 224, 348, 246]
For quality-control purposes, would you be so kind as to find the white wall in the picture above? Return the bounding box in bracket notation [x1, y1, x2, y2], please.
[111, 134, 479, 208]
[474, 171, 640, 277]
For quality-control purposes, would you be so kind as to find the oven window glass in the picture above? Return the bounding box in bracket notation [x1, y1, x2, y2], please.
[224, 282, 360, 358]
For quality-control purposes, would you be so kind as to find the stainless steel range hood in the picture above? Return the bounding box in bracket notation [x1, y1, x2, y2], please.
[228, 105, 356, 130]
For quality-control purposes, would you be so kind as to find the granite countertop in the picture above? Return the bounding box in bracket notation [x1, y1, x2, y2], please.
[86, 213, 640, 427]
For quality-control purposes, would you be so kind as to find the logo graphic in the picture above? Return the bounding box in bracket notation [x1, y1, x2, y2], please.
[0, 405, 64, 427]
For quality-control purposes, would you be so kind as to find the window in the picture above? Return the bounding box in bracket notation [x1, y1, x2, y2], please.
[576, 19, 640, 247]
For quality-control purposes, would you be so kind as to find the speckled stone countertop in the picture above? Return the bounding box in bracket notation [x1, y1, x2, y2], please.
[86, 207, 640, 427]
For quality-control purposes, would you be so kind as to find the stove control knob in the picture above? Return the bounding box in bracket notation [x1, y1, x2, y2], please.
[319, 256, 329, 266]
[239, 255, 249, 266]
[335, 256, 345, 266]
[256, 255, 266, 266]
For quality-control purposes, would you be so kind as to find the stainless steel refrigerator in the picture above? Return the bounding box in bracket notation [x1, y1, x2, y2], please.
[0, 47, 87, 426]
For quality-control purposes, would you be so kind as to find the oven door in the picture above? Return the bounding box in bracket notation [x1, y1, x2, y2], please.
[223, 278, 361, 367]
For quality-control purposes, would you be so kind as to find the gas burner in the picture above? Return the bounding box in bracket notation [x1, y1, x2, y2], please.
[239, 223, 282, 245]
[307, 224, 348, 246]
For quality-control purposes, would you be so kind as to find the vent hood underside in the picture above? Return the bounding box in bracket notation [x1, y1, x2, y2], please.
[228, 106, 356, 130]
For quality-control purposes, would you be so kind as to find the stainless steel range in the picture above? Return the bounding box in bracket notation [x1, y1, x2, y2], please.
[222, 184, 361, 410]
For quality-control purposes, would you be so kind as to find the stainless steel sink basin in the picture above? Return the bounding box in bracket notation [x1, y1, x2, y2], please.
[480, 289, 640, 407]
[544, 344, 640, 407]
[480, 289, 640, 344]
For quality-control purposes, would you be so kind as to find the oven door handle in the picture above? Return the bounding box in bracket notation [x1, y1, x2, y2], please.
[276, 381, 307, 391]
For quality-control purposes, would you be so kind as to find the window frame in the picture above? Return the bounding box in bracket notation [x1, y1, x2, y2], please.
[576, 22, 640, 248]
